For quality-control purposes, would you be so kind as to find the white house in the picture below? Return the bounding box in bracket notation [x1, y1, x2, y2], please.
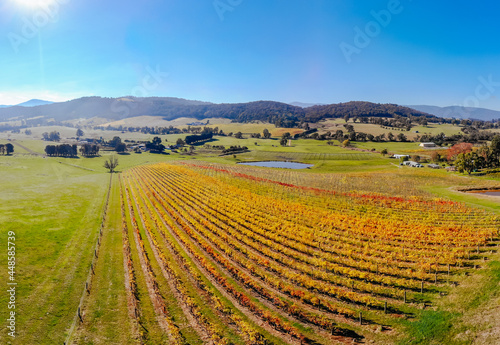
[393, 154, 410, 159]
[419, 142, 437, 148]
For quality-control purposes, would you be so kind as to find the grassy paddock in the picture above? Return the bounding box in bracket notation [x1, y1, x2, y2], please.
[1, 130, 500, 344]
[0, 155, 109, 344]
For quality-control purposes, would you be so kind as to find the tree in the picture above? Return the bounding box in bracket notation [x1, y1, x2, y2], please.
[263, 129, 271, 139]
[42, 131, 60, 141]
[76, 128, 84, 137]
[109, 136, 122, 148]
[380, 148, 388, 156]
[342, 139, 350, 147]
[430, 151, 442, 163]
[344, 124, 354, 133]
[397, 133, 407, 142]
[146, 137, 165, 153]
[176, 138, 185, 146]
[387, 132, 395, 142]
[234, 132, 243, 139]
[455, 152, 478, 174]
[490, 135, 500, 160]
[5, 143, 14, 155]
[115, 142, 127, 153]
[104, 156, 119, 173]
[152, 136, 162, 146]
[80, 144, 100, 157]
[446, 142, 473, 161]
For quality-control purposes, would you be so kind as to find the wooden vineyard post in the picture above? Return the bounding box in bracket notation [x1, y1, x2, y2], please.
[359, 312, 363, 325]
[404, 290, 407, 303]
[384, 301, 387, 314]
[421, 281, 424, 293]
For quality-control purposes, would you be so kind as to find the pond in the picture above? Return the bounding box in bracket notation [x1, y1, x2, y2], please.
[237, 161, 313, 169]
[468, 189, 500, 197]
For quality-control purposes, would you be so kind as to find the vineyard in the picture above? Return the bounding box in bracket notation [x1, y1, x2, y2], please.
[109, 162, 500, 344]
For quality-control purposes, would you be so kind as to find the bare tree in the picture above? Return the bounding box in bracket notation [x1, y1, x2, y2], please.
[104, 156, 119, 173]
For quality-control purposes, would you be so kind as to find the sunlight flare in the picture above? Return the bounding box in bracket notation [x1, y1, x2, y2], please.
[14, 0, 56, 8]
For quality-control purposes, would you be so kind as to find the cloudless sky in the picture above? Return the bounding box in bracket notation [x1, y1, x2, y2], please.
[1, 0, 500, 109]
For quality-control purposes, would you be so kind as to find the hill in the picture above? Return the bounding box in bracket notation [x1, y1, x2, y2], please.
[0, 97, 305, 127]
[0, 96, 212, 122]
[0, 97, 444, 127]
[17, 99, 55, 107]
[304, 101, 434, 122]
[0, 98, 54, 108]
[409, 105, 500, 121]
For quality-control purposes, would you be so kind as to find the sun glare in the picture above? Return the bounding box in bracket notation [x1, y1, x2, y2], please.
[15, 0, 56, 8]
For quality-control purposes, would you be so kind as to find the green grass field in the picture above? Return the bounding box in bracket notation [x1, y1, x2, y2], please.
[1, 123, 500, 344]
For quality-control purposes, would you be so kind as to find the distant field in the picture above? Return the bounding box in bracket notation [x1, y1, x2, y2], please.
[101, 116, 232, 128]
[313, 118, 468, 140]
[4, 119, 498, 149]
[205, 122, 301, 137]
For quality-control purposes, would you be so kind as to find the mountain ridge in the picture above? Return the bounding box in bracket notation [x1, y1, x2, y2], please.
[408, 105, 500, 122]
[2, 96, 499, 126]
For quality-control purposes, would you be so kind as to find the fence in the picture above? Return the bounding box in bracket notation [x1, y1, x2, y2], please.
[63, 172, 113, 344]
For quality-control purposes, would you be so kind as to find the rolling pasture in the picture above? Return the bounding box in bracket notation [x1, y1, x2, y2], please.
[1, 138, 500, 344]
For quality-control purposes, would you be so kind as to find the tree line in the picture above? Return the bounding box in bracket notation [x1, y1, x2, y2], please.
[45, 144, 78, 157]
[185, 132, 213, 145]
[44, 143, 100, 157]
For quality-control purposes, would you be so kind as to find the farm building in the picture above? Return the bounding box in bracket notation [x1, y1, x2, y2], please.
[402, 161, 424, 168]
[419, 142, 437, 148]
[392, 154, 410, 159]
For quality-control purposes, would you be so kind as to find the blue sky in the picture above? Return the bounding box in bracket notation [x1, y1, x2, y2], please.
[1, 0, 500, 109]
